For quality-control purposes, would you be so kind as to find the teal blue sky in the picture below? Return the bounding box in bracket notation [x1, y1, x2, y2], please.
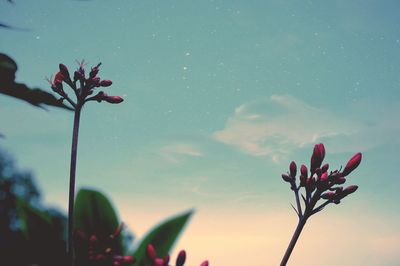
[1, 1, 400, 265]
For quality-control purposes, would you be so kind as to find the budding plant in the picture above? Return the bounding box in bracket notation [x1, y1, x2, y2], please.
[146, 244, 209, 266]
[280, 143, 362, 266]
[48, 61, 123, 262]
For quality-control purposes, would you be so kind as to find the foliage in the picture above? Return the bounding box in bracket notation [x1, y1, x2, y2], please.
[0, 149, 67, 266]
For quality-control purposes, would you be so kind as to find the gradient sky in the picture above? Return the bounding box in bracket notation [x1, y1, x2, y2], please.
[1, 1, 400, 265]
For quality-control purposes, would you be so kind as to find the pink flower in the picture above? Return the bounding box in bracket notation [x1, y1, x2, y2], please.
[176, 250, 186, 266]
[289, 161, 297, 178]
[100, 79, 113, 87]
[341, 153, 362, 177]
[282, 173, 293, 183]
[343, 185, 358, 194]
[300, 164, 308, 177]
[310, 143, 325, 173]
[59, 63, 71, 81]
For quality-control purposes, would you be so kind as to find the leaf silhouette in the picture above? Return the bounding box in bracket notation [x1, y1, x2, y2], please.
[0, 53, 73, 110]
[132, 210, 193, 266]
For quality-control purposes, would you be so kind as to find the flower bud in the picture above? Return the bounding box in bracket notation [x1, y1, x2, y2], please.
[281, 173, 292, 183]
[74, 70, 84, 81]
[321, 191, 335, 200]
[176, 250, 186, 266]
[334, 177, 346, 185]
[289, 161, 297, 178]
[321, 163, 329, 173]
[90, 63, 101, 78]
[310, 143, 325, 173]
[89, 235, 98, 243]
[154, 258, 164, 266]
[146, 244, 157, 260]
[200, 261, 209, 266]
[105, 95, 124, 104]
[320, 172, 328, 182]
[343, 185, 358, 195]
[54, 72, 64, 85]
[90, 77, 101, 87]
[341, 152, 362, 177]
[100, 79, 113, 87]
[59, 63, 70, 80]
[122, 256, 135, 263]
[300, 164, 308, 177]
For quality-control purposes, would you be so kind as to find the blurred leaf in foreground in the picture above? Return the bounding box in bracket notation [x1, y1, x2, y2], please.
[73, 188, 124, 253]
[0, 53, 73, 110]
[132, 210, 193, 266]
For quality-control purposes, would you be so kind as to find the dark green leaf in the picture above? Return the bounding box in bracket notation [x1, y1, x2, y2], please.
[132, 210, 193, 266]
[0, 53, 73, 110]
[73, 188, 123, 252]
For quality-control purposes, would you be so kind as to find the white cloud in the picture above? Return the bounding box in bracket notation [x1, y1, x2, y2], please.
[213, 94, 400, 161]
[160, 143, 203, 163]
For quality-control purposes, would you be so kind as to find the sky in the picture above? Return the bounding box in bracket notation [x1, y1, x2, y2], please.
[1, 0, 400, 265]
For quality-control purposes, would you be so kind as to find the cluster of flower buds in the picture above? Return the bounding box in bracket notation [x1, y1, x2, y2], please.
[48, 61, 123, 110]
[281, 143, 362, 217]
[146, 244, 209, 266]
[74, 224, 135, 266]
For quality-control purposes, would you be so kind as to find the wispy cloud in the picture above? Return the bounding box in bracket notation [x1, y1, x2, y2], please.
[160, 143, 203, 163]
[213, 94, 399, 162]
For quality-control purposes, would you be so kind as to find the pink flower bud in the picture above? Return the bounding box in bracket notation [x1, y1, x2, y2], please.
[176, 250, 186, 266]
[321, 192, 335, 200]
[59, 63, 70, 80]
[289, 161, 297, 177]
[74, 70, 84, 81]
[300, 164, 308, 177]
[147, 244, 157, 260]
[281, 173, 292, 183]
[321, 163, 329, 173]
[343, 185, 358, 194]
[320, 172, 328, 182]
[200, 261, 209, 266]
[54, 72, 64, 85]
[335, 177, 346, 185]
[100, 79, 113, 87]
[310, 143, 325, 173]
[341, 152, 362, 177]
[105, 95, 124, 104]
[90, 63, 101, 78]
[154, 258, 164, 266]
[89, 235, 98, 243]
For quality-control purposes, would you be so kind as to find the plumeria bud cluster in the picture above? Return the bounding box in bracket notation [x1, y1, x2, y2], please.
[281, 143, 362, 218]
[74, 224, 135, 266]
[146, 244, 209, 266]
[48, 61, 123, 110]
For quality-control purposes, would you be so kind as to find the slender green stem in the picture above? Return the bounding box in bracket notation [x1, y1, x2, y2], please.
[67, 105, 81, 264]
[280, 217, 307, 266]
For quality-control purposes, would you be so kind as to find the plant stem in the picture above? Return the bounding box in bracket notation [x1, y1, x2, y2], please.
[280, 217, 307, 266]
[67, 105, 81, 263]
[293, 187, 303, 218]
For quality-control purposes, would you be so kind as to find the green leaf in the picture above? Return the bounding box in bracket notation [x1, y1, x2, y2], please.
[73, 188, 123, 252]
[132, 210, 193, 266]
